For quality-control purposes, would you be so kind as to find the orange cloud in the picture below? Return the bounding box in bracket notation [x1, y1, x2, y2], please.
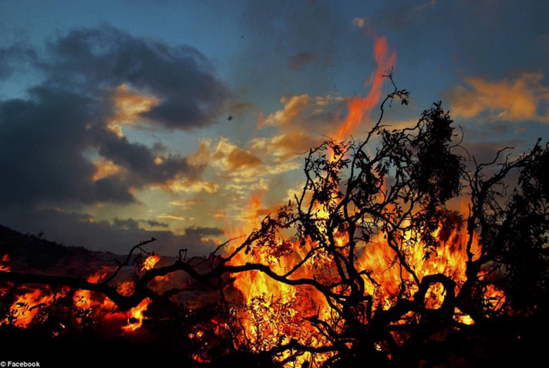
[169, 199, 206, 207]
[264, 94, 312, 126]
[448, 73, 549, 122]
[168, 180, 218, 194]
[227, 147, 262, 171]
[251, 133, 319, 160]
[188, 139, 212, 167]
[108, 84, 160, 135]
[92, 159, 123, 181]
[211, 138, 263, 172]
[262, 94, 345, 133]
[156, 214, 193, 221]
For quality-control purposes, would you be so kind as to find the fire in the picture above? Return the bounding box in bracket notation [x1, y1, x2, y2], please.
[0, 32, 521, 367]
[218, 35, 509, 365]
[224, 189, 500, 365]
[0, 252, 158, 335]
[355, 216, 478, 312]
[141, 254, 161, 271]
[8, 289, 54, 328]
[3, 287, 69, 328]
[333, 36, 397, 142]
[0, 254, 10, 272]
[122, 298, 150, 332]
[225, 194, 334, 365]
[74, 267, 117, 312]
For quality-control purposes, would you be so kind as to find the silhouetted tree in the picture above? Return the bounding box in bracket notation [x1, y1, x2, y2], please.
[1, 78, 549, 367]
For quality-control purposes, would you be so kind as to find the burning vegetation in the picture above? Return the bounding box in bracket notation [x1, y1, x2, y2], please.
[1, 79, 549, 367]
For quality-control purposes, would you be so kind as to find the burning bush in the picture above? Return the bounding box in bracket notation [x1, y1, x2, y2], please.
[1, 81, 549, 367]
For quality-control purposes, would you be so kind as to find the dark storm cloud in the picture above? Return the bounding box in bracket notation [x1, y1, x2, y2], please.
[0, 87, 101, 207]
[0, 26, 228, 209]
[96, 130, 200, 187]
[113, 218, 170, 230]
[0, 44, 38, 80]
[141, 220, 169, 228]
[42, 26, 228, 130]
[184, 226, 224, 238]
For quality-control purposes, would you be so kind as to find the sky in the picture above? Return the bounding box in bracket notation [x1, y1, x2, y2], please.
[1, 0, 548, 256]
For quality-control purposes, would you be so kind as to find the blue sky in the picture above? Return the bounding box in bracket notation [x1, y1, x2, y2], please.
[1, 0, 548, 255]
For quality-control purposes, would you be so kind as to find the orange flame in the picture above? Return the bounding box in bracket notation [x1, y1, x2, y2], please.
[3, 287, 69, 328]
[74, 267, 116, 312]
[122, 298, 150, 332]
[142, 254, 161, 271]
[0, 254, 10, 272]
[334, 36, 397, 142]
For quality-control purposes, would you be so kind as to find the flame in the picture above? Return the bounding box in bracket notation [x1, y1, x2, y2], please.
[334, 36, 397, 142]
[141, 254, 161, 271]
[225, 193, 334, 365]
[0, 33, 514, 366]
[9, 289, 55, 328]
[226, 191, 490, 364]
[3, 287, 69, 328]
[222, 58, 508, 360]
[0, 254, 10, 272]
[355, 216, 482, 313]
[122, 298, 150, 332]
[74, 267, 116, 312]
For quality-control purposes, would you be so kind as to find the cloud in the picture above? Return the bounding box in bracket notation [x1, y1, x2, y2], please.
[97, 131, 199, 189]
[162, 179, 219, 194]
[112, 217, 169, 230]
[168, 199, 206, 208]
[0, 208, 222, 256]
[140, 220, 169, 228]
[42, 26, 228, 130]
[0, 44, 38, 80]
[107, 84, 160, 135]
[184, 226, 224, 238]
[0, 88, 116, 207]
[211, 138, 262, 173]
[156, 214, 192, 221]
[250, 133, 319, 160]
[447, 73, 549, 122]
[92, 159, 124, 181]
[209, 137, 304, 185]
[0, 26, 227, 210]
[263, 94, 345, 133]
